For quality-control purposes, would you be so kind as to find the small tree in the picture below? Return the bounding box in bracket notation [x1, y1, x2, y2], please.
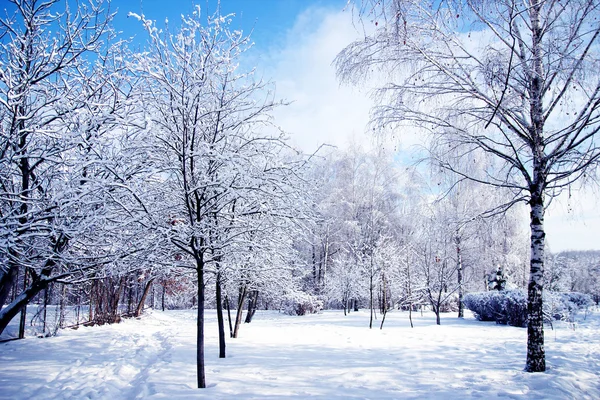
[133, 7, 302, 388]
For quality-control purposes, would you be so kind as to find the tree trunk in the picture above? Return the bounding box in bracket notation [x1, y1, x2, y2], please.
[379, 277, 387, 330]
[233, 284, 247, 338]
[0, 272, 49, 336]
[18, 269, 29, 339]
[196, 260, 206, 388]
[456, 234, 464, 318]
[244, 290, 258, 324]
[216, 272, 226, 358]
[0, 265, 19, 313]
[59, 283, 67, 329]
[312, 245, 317, 285]
[161, 281, 166, 312]
[89, 281, 94, 323]
[353, 299, 359, 312]
[322, 229, 330, 290]
[42, 285, 49, 335]
[432, 301, 441, 326]
[225, 294, 233, 338]
[369, 270, 374, 329]
[407, 255, 414, 328]
[134, 278, 154, 317]
[525, 189, 546, 372]
[126, 277, 134, 315]
[524, 0, 546, 373]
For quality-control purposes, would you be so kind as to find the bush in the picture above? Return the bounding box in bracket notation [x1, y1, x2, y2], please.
[463, 290, 527, 327]
[545, 292, 593, 322]
[281, 292, 323, 316]
[463, 290, 591, 327]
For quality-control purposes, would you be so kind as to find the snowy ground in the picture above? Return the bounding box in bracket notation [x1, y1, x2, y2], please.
[0, 308, 599, 399]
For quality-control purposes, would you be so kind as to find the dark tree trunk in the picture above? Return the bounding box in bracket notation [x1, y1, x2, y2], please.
[432, 301, 441, 326]
[196, 260, 206, 388]
[126, 277, 134, 315]
[18, 269, 29, 339]
[369, 272, 374, 329]
[456, 234, 464, 318]
[151, 283, 155, 309]
[244, 290, 258, 324]
[225, 294, 233, 338]
[0, 265, 19, 313]
[134, 278, 154, 317]
[233, 284, 247, 338]
[380, 275, 388, 329]
[216, 272, 226, 358]
[59, 283, 66, 329]
[89, 281, 94, 323]
[42, 285, 49, 335]
[0, 271, 49, 336]
[161, 281, 166, 312]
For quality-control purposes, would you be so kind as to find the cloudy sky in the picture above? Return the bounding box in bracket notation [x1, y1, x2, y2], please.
[110, 0, 600, 253]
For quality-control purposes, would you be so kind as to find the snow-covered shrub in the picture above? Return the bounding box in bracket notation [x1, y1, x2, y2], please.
[501, 290, 528, 327]
[281, 292, 323, 316]
[464, 290, 593, 327]
[463, 290, 527, 327]
[463, 291, 502, 322]
[562, 292, 594, 309]
[545, 292, 593, 322]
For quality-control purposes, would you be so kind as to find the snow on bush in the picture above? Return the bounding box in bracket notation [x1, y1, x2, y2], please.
[545, 292, 594, 322]
[463, 290, 592, 327]
[463, 290, 527, 327]
[281, 292, 323, 316]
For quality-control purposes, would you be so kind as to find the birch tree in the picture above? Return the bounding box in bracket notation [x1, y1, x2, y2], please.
[336, 0, 600, 372]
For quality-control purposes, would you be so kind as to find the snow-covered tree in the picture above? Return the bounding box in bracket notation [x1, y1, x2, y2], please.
[336, 0, 600, 372]
[0, 0, 151, 335]
[132, 7, 306, 388]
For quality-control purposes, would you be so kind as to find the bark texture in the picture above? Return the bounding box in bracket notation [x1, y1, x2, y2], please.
[525, 190, 546, 372]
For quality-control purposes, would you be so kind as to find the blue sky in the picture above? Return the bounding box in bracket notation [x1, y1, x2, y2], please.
[107, 0, 375, 154]
[109, 1, 600, 252]
[3, 0, 599, 251]
[111, 0, 348, 53]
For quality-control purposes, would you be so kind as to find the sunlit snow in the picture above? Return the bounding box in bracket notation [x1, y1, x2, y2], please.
[1, 308, 599, 399]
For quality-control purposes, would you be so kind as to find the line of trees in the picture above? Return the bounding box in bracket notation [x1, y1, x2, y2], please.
[0, 0, 311, 389]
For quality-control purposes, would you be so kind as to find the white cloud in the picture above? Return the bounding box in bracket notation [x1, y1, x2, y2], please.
[256, 5, 600, 252]
[257, 6, 374, 154]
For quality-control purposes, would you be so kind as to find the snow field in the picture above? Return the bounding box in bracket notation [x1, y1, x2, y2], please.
[1, 309, 599, 399]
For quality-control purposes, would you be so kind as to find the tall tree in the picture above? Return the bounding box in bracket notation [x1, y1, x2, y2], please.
[132, 7, 300, 388]
[0, 0, 147, 334]
[336, 0, 600, 372]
